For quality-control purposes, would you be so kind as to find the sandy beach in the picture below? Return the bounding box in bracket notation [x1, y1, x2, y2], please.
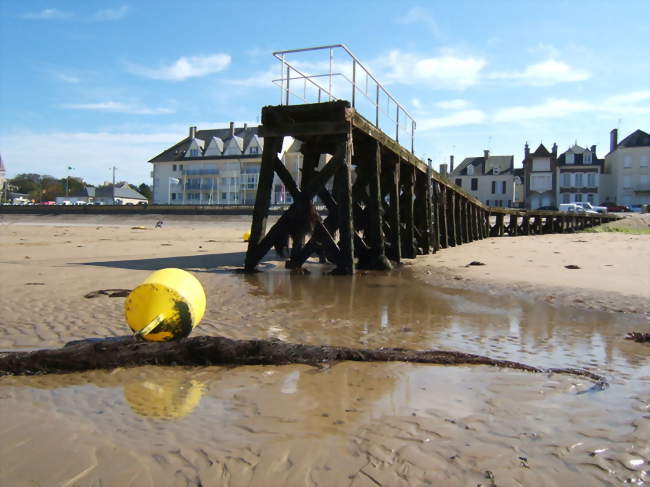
[0, 212, 648, 486]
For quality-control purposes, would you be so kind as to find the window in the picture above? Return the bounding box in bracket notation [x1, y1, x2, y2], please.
[532, 158, 551, 171]
[641, 156, 649, 168]
[575, 173, 583, 186]
[587, 194, 595, 203]
[531, 174, 552, 191]
[486, 200, 490, 206]
[575, 193, 583, 202]
[624, 156, 632, 168]
[471, 178, 478, 191]
[566, 153, 574, 165]
[562, 173, 571, 187]
[587, 173, 596, 187]
[455, 178, 462, 187]
[493, 167, 500, 175]
[179, 164, 183, 170]
[491, 181, 496, 194]
[562, 193, 570, 203]
[221, 192, 227, 200]
[501, 181, 507, 194]
[249, 147, 259, 155]
[467, 165, 474, 176]
[171, 193, 176, 200]
[190, 149, 199, 157]
[640, 174, 649, 187]
[623, 176, 632, 188]
[584, 152, 592, 164]
[172, 164, 177, 171]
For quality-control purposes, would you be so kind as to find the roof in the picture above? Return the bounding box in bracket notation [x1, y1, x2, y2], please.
[618, 129, 650, 148]
[149, 125, 261, 162]
[452, 154, 514, 176]
[531, 144, 552, 157]
[557, 146, 603, 167]
[95, 184, 147, 200]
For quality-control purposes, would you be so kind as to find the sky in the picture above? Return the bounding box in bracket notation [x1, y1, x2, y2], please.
[1, 0, 649, 186]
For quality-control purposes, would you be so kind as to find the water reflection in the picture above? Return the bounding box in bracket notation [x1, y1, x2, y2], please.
[123, 378, 205, 419]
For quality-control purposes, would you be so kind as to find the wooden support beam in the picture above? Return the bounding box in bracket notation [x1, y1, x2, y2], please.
[401, 163, 416, 258]
[455, 195, 464, 244]
[431, 181, 441, 251]
[334, 133, 355, 274]
[523, 215, 531, 235]
[439, 184, 449, 248]
[386, 158, 401, 263]
[447, 190, 457, 246]
[361, 141, 391, 270]
[245, 136, 284, 271]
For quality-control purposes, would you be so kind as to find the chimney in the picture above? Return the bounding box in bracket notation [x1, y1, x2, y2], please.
[229, 122, 235, 136]
[552, 142, 557, 157]
[243, 123, 248, 131]
[450, 155, 455, 173]
[610, 129, 618, 152]
[590, 144, 597, 156]
[189, 126, 197, 139]
[440, 163, 449, 178]
[483, 149, 490, 159]
[524, 142, 530, 159]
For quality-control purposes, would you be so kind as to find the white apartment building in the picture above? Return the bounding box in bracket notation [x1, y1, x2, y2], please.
[555, 144, 604, 205]
[149, 124, 301, 205]
[449, 150, 520, 208]
[602, 129, 650, 207]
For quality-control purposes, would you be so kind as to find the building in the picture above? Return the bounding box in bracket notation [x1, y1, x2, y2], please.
[450, 150, 518, 208]
[602, 129, 650, 207]
[522, 142, 558, 209]
[150, 123, 308, 206]
[55, 184, 148, 205]
[555, 144, 604, 205]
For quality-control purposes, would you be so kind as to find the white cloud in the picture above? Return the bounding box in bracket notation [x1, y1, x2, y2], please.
[53, 72, 81, 84]
[419, 109, 486, 131]
[226, 68, 277, 88]
[376, 50, 486, 90]
[92, 5, 129, 21]
[489, 59, 590, 86]
[398, 7, 440, 36]
[0, 131, 180, 185]
[494, 99, 593, 123]
[22, 9, 70, 20]
[493, 90, 650, 123]
[436, 99, 469, 110]
[127, 54, 231, 81]
[62, 101, 174, 115]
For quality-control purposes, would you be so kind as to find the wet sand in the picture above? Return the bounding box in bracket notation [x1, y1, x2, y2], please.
[0, 213, 648, 486]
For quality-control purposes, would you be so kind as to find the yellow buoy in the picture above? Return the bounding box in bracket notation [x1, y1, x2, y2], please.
[123, 379, 205, 419]
[243, 231, 250, 242]
[124, 268, 206, 341]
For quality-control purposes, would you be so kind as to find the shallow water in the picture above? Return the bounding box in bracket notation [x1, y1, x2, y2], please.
[1, 267, 648, 486]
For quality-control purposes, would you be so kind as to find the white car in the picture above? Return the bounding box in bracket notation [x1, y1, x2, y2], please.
[574, 202, 605, 213]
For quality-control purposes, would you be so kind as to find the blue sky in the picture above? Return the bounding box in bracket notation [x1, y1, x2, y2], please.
[1, 0, 648, 185]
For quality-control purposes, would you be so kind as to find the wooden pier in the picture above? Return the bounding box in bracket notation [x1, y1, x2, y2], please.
[245, 101, 618, 274]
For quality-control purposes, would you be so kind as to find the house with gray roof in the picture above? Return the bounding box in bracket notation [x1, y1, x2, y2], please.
[149, 123, 268, 205]
[556, 143, 604, 206]
[602, 128, 650, 207]
[450, 150, 520, 208]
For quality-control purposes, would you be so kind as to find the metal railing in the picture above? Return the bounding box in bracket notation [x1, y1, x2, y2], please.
[273, 44, 416, 153]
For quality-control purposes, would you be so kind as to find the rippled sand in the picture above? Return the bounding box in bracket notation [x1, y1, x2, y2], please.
[0, 214, 648, 486]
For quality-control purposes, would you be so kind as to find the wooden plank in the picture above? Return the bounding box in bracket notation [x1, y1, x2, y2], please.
[431, 180, 441, 251]
[245, 136, 284, 271]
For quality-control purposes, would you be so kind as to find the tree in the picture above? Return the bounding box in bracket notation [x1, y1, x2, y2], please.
[137, 183, 152, 201]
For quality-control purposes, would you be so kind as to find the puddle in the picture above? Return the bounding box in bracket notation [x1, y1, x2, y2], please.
[1, 267, 648, 486]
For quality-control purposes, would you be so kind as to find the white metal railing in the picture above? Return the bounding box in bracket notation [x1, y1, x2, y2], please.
[273, 44, 416, 153]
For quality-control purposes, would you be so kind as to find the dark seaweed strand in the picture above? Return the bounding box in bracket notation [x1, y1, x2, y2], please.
[0, 336, 608, 390]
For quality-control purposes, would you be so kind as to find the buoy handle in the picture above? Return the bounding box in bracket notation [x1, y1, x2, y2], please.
[135, 314, 165, 338]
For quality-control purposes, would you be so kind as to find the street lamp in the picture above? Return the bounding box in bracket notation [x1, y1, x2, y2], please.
[66, 165, 74, 199]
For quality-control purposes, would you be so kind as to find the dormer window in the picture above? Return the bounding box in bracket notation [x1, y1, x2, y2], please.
[467, 165, 474, 176]
[249, 147, 259, 155]
[566, 153, 574, 164]
[493, 167, 500, 175]
[584, 152, 592, 164]
[190, 149, 199, 157]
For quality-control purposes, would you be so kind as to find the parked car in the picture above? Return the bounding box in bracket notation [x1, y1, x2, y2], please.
[575, 202, 606, 213]
[559, 203, 581, 213]
[537, 205, 558, 211]
[630, 205, 643, 213]
[599, 202, 631, 212]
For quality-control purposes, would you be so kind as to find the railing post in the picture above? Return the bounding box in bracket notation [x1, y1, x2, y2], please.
[285, 65, 290, 106]
[375, 84, 380, 128]
[351, 60, 356, 108]
[396, 106, 400, 143]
